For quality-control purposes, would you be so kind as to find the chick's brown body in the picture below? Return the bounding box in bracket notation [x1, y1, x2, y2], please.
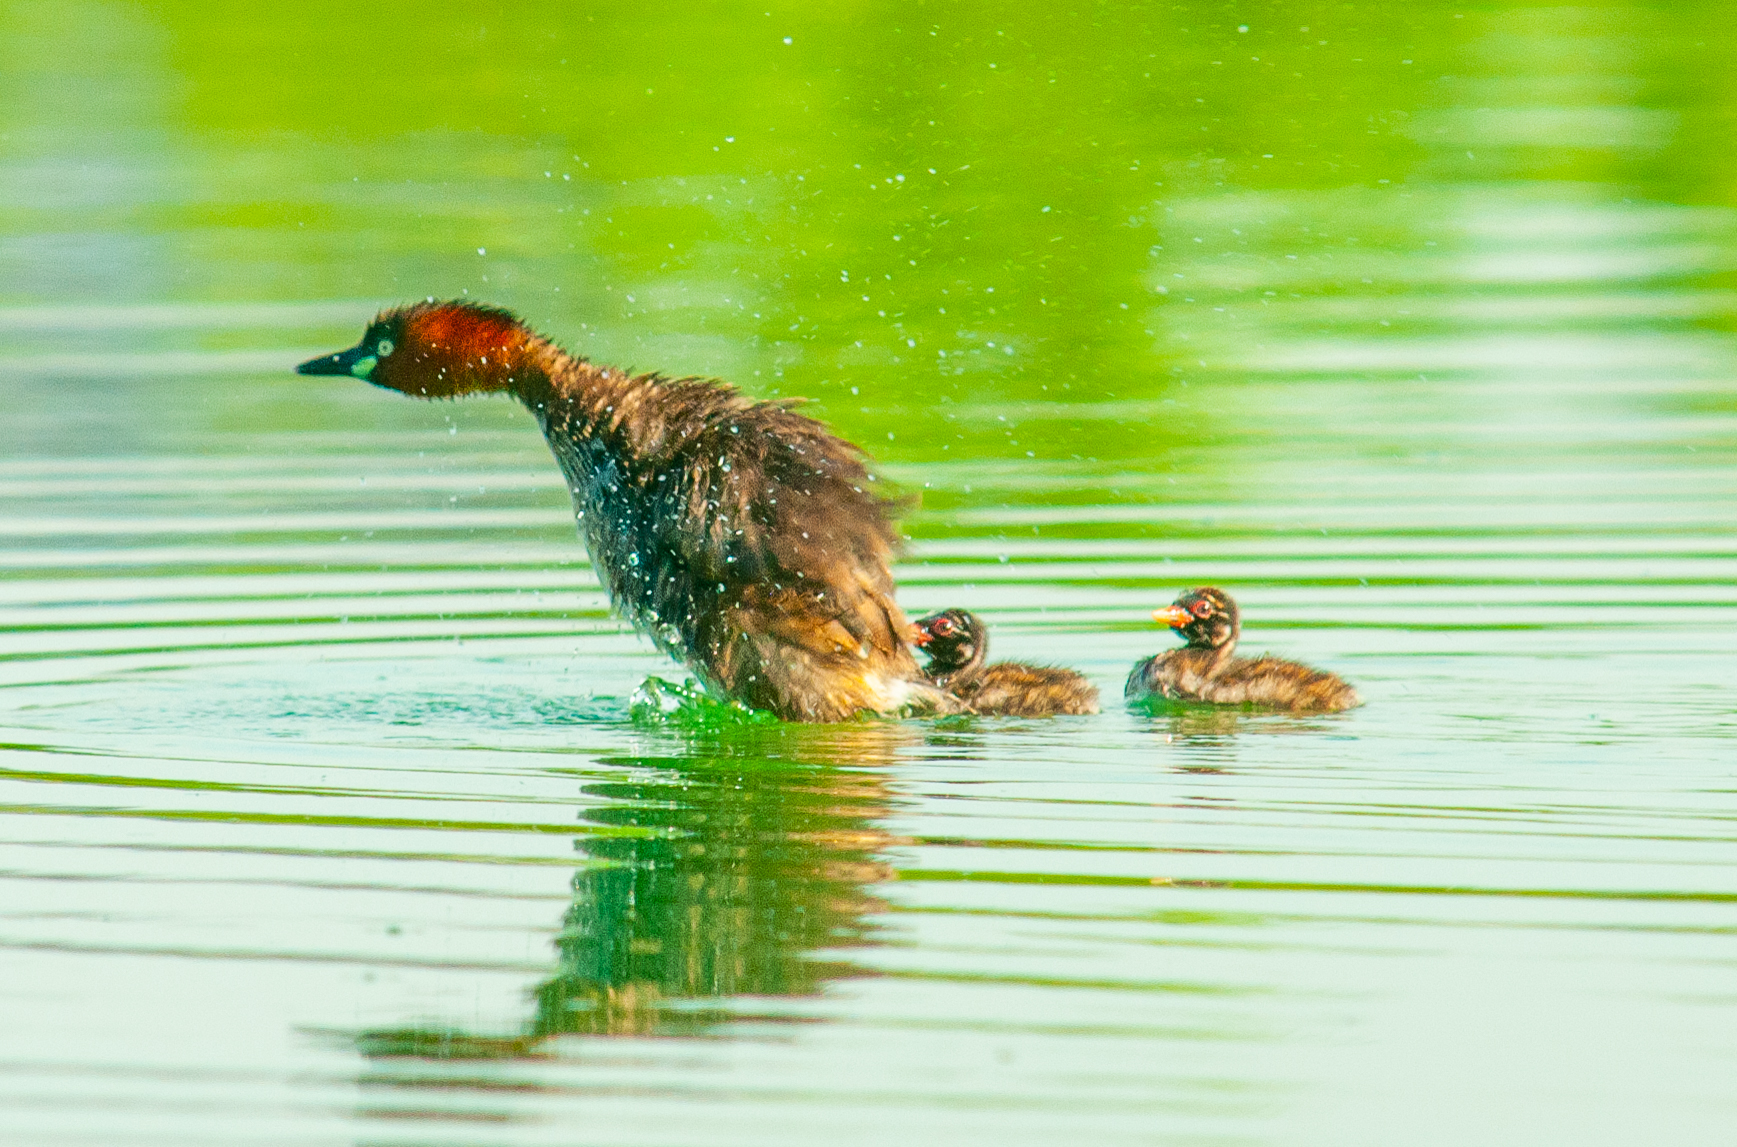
[1126, 647, 1360, 712]
[1125, 588, 1359, 714]
[300, 301, 952, 722]
[961, 662, 1102, 717]
[913, 609, 1099, 717]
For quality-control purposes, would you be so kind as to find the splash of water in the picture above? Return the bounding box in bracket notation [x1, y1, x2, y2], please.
[628, 676, 777, 728]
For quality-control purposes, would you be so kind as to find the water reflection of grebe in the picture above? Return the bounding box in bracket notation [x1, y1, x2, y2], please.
[532, 727, 908, 1038]
[357, 722, 912, 1057]
[298, 301, 956, 723]
[1145, 704, 1350, 750]
[911, 609, 1099, 716]
[1125, 588, 1360, 714]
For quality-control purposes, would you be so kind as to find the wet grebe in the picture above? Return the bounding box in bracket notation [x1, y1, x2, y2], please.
[298, 300, 956, 722]
[1124, 587, 1359, 713]
[912, 609, 1100, 716]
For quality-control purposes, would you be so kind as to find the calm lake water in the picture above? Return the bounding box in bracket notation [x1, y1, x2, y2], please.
[3, 3, 1736, 1143]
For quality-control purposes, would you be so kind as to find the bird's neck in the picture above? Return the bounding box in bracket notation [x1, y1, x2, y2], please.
[1187, 637, 1237, 675]
[510, 340, 644, 445]
[509, 343, 688, 519]
[930, 643, 987, 688]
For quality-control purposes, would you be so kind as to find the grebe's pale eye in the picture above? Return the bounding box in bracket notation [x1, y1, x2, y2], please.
[376, 338, 395, 358]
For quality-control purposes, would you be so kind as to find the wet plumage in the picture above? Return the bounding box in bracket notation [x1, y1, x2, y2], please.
[298, 300, 956, 722]
[1124, 587, 1359, 713]
[912, 609, 1100, 717]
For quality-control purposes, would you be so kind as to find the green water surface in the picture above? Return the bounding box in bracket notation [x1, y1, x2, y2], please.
[2, 2, 1736, 1143]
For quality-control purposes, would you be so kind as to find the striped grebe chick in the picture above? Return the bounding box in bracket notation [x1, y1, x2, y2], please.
[298, 300, 956, 722]
[912, 609, 1099, 717]
[1124, 587, 1359, 714]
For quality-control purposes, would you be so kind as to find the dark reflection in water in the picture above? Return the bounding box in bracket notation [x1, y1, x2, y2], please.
[1131, 701, 1349, 771]
[359, 722, 912, 1059]
[1135, 700, 1348, 740]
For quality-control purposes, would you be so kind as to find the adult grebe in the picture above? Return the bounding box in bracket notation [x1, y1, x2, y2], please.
[299, 300, 956, 722]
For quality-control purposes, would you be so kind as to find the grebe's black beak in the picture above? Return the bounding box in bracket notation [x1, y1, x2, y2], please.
[296, 342, 375, 379]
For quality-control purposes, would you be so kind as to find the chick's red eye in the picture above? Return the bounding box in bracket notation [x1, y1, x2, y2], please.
[932, 618, 955, 637]
[1191, 601, 1213, 618]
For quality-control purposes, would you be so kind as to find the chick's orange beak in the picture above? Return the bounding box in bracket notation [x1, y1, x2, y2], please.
[909, 624, 933, 647]
[1155, 604, 1193, 630]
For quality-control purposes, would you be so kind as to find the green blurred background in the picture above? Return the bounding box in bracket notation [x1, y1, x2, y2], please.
[8, 0, 1734, 491]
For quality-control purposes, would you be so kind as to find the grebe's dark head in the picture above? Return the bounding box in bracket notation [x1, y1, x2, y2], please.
[1156, 587, 1239, 650]
[911, 608, 986, 678]
[296, 301, 536, 399]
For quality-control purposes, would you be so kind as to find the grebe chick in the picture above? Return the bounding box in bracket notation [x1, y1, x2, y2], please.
[912, 609, 1100, 717]
[1124, 587, 1359, 713]
[298, 300, 956, 723]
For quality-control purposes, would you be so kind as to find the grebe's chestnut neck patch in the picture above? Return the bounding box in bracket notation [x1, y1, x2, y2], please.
[297, 302, 532, 398]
